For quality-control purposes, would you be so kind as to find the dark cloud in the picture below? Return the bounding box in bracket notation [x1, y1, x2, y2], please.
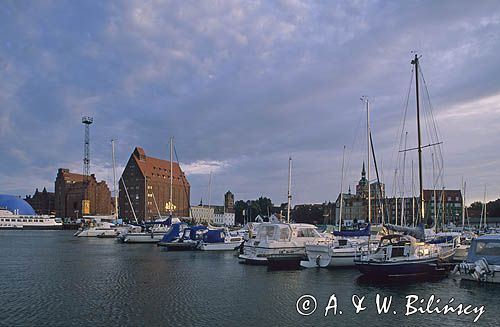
[1, 1, 500, 205]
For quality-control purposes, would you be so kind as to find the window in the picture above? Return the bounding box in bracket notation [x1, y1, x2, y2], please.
[475, 241, 500, 256]
[279, 227, 290, 240]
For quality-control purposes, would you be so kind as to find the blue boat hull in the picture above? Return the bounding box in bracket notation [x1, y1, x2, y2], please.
[355, 258, 441, 277]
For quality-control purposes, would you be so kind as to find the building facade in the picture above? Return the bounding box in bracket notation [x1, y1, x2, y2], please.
[119, 147, 190, 221]
[190, 206, 214, 224]
[55, 168, 112, 218]
[25, 188, 55, 215]
[335, 163, 385, 224]
[224, 190, 234, 213]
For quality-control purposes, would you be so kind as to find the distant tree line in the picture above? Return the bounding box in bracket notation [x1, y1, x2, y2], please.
[233, 196, 335, 225]
[469, 199, 500, 217]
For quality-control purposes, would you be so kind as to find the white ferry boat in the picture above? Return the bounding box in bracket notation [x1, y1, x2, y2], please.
[0, 209, 63, 230]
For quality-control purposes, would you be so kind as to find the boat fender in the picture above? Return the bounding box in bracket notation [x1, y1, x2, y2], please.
[315, 255, 321, 267]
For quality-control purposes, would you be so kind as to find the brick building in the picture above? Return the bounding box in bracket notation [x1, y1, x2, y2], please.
[119, 147, 190, 221]
[25, 187, 55, 215]
[224, 190, 234, 213]
[55, 168, 112, 218]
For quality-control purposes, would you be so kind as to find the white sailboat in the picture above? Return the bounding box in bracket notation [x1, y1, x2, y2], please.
[301, 99, 377, 268]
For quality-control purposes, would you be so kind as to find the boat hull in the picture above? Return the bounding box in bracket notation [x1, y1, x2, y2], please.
[123, 233, 164, 243]
[158, 241, 198, 250]
[200, 241, 242, 251]
[355, 258, 441, 277]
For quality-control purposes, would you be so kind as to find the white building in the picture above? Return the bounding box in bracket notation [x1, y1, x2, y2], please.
[213, 212, 235, 226]
[190, 206, 214, 224]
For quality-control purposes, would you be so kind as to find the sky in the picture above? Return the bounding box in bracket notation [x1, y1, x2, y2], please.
[1, 0, 500, 206]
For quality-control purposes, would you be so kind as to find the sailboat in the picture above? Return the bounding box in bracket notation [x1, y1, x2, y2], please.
[355, 54, 449, 278]
[301, 141, 375, 268]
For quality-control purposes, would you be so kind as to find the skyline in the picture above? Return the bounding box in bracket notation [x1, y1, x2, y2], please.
[1, 1, 500, 206]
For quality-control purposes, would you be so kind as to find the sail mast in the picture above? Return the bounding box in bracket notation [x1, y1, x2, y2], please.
[364, 97, 371, 225]
[412, 54, 425, 225]
[339, 145, 346, 231]
[401, 131, 408, 226]
[287, 157, 292, 223]
[461, 178, 465, 228]
[169, 137, 173, 217]
[111, 139, 118, 220]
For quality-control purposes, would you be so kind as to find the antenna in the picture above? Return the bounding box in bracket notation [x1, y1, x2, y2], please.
[82, 116, 93, 214]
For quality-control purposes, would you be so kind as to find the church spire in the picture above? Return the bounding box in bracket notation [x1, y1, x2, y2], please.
[361, 161, 366, 178]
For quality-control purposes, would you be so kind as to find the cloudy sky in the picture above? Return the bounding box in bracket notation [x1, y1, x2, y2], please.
[1, 0, 500, 206]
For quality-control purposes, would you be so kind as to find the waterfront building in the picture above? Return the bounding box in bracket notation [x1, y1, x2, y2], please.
[190, 205, 214, 224]
[385, 189, 462, 225]
[25, 188, 55, 215]
[335, 163, 386, 224]
[55, 169, 112, 218]
[119, 147, 190, 221]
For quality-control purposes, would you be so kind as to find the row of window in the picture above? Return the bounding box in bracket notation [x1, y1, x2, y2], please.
[0, 218, 44, 223]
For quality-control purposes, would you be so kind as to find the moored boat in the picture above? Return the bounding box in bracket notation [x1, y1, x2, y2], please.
[453, 234, 500, 283]
[198, 228, 244, 251]
[0, 209, 63, 230]
[239, 222, 322, 266]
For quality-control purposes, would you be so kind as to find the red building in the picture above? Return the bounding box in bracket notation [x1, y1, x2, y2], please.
[55, 169, 112, 218]
[25, 187, 55, 215]
[119, 147, 190, 221]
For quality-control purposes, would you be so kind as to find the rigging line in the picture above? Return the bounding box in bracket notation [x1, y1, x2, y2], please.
[396, 69, 414, 153]
[173, 144, 192, 218]
[391, 69, 414, 199]
[344, 102, 365, 190]
[370, 131, 389, 222]
[419, 65, 446, 187]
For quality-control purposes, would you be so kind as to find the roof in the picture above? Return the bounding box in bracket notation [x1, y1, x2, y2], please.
[0, 194, 36, 215]
[131, 147, 189, 186]
[57, 168, 98, 183]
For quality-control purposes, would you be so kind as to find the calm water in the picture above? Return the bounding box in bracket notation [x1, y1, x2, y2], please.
[0, 231, 498, 326]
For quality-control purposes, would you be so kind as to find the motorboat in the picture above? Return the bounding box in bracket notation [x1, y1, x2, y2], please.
[238, 223, 323, 266]
[453, 234, 500, 283]
[122, 219, 172, 243]
[198, 228, 244, 251]
[75, 221, 118, 238]
[301, 225, 374, 268]
[158, 225, 207, 250]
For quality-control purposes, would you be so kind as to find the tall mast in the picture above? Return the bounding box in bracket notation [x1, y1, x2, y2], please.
[208, 171, 212, 209]
[411, 160, 415, 226]
[287, 157, 292, 223]
[461, 178, 465, 228]
[111, 139, 118, 220]
[169, 137, 173, 217]
[339, 145, 346, 231]
[401, 132, 408, 226]
[432, 152, 437, 232]
[482, 185, 487, 228]
[364, 97, 371, 225]
[393, 169, 398, 225]
[412, 54, 425, 225]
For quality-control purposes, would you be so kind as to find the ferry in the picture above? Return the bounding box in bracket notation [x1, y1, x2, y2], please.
[0, 209, 63, 230]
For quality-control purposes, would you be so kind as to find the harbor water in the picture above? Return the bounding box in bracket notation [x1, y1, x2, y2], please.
[0, 231, 498, 326]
